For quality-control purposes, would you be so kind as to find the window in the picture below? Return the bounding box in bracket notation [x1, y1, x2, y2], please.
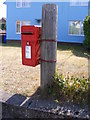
[16, 0, 22, 8]
[16, 0, 30, 8]
[16, 20, 30, 34]
[69, 21, 84, 36]
[22, 0, 30, 7]
[70, 0, 88, 6]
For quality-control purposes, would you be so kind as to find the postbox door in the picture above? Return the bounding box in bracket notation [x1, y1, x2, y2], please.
[21, 35, 36, 66]
[21, 26, 41, 67]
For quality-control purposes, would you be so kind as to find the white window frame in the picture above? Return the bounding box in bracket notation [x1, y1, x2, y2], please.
[16, 0, 30, 8]
[16, 20, 30, 34]
[68, 20, 84, 36]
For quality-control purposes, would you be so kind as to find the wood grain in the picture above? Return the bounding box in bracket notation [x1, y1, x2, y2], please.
[40, 4, 58, 90]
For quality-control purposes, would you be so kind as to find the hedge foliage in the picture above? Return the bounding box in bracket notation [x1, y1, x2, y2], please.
[83, 15, 90, 50]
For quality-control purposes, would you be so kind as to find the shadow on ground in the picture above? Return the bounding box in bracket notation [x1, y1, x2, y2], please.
[57, 42, 90, 58]
[0, 41, 21, 48]
[1, 41, 90, 58]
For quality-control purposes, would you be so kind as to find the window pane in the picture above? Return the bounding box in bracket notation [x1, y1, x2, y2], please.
[70, 0, 88, 6]
[70, 2, 88, 6]
[22, 0, 30, 7]
[69, 21, 80, 35]
[16, 0, 22, 7]
[81, 22, 84, 35]
[16, 21, 20, 33]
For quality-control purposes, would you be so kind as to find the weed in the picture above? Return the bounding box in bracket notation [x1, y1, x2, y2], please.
[47, 72, 89, 104]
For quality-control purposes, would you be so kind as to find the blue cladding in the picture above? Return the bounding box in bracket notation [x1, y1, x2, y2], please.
[89, 1, 90, 15]
[6, 1, 88, 43]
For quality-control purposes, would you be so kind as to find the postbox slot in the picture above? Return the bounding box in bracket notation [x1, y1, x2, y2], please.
[21, 32, 34, 35]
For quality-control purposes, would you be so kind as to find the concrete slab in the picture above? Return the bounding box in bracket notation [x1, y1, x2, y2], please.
[0, 90, 89, 119]
[0, 89, 26, 106]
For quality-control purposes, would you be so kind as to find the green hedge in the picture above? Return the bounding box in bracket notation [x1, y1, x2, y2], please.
[83, 15, 90, 51]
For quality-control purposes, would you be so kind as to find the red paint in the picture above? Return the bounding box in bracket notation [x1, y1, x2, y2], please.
[21, 26, 41, 67]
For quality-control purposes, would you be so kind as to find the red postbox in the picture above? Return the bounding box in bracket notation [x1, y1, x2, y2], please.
[21, 25, 41, 67]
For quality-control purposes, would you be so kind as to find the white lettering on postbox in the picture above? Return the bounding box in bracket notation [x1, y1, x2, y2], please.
[25, 46, 31, 59]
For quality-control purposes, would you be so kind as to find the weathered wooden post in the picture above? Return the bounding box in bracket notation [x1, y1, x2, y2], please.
[40, 4, 58, 90]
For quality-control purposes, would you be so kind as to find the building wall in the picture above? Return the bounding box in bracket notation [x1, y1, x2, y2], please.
[6, 2, 88, 43]
[89, 1, 90, 15]
[58, 2, 88, 43]
[7, 2, 43, 40]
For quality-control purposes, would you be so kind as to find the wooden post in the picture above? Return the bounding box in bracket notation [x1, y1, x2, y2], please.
[40, 4, 58, 90]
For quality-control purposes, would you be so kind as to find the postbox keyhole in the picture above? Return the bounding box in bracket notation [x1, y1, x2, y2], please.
[27, 42, 29, 45]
